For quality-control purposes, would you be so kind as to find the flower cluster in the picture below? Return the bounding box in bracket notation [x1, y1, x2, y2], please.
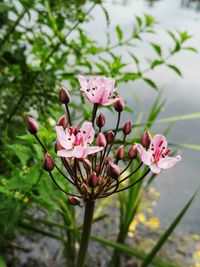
[26, 76, 181, 205]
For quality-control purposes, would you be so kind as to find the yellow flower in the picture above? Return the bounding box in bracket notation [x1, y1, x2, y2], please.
[148, 217, 160, 230]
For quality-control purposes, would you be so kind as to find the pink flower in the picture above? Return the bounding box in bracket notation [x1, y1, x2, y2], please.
[78, 75, 119, 106]
[55, 122, 103, 158]
[136, 134, 181, 174]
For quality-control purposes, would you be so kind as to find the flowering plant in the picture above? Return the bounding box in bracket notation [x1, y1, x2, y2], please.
[26, 76, 181, 267]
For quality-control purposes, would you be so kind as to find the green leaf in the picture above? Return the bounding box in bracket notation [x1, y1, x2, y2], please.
[183, 47, 198, 53]
[167, 64, 182, 77]
[141, 190, 198, 267]
[115, 25, 123, 42]
[0, 256, 7, 267]
[151, 60, 164, 69]
[91, 235, 180, 267]
[150, 43, 162, 57]
[136, 16, 142, 29]
[143, 78, 158, 90]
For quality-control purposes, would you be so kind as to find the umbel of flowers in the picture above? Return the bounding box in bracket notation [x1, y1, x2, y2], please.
[26, 75, 181, 267]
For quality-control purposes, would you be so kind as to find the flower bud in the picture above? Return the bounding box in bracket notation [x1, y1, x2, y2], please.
[105, 156, 112, 165]
[128, 144, 137, 159]
[98, 175, 105, 186]
[96, 133, 107, 148]
[105, 131, 114, 144]
[81, 183, 88, 194]
[123, 120, 132, 135]
[96, 113, 106, 128]
[68, 196, 80, 206]
[59, 87, 70, 104]
[107, 163, 120, 179]
[82, 159, 92, 171]
[88, 172, 99, 188]
[114, 97, 124, 112]
[94, 163, 100, 173]
[57, 114, 67, 129]
[43, 153, 54, 171]
[26, 116, 39, 135]
[55, 140, 63, 153]
[141, 130, 151, 149]
[116, 145, 124, 161]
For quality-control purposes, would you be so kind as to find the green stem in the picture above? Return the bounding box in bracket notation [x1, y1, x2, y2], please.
[76, 201, 95, 267]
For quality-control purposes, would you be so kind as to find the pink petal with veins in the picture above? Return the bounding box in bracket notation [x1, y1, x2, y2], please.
[136, 144, 151, 165]
[150, 134, 167, 153]
[55, 126, 74, 149]
[158, 155, 181, 169]
[57, 149, 73, 157]
[78, 122, 94, 145]
[150, 164, 161, 174]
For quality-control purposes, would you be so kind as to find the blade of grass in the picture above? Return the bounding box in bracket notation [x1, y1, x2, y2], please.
[91, 235, 181, 267]
[141, 190, 198, 267]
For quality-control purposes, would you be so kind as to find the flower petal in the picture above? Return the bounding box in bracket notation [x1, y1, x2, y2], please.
[73, 146, 86, 158]
[85, 146, 104, 156]
[150, 164, 161, 174]
[102, 96, 119, 106]
[79, 122, 95, 145]
[57, 149, 73, 157]
[136, 144, 151, 165]
[78, 75, 88, 91]
[55, 126, 73, 149]
[150, 134, 167, 153]
[157, 155, 181, 169]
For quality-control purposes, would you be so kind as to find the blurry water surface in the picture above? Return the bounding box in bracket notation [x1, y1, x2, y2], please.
[84, 0, 200, 233]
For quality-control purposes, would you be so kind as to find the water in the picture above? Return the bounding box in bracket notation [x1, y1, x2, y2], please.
[84, 0, 200, 233]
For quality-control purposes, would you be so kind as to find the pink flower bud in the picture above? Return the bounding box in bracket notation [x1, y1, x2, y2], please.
[123, 120, 132, 135]
[55, 140, 63, 153]
[107, 163, 120, 179]
[82, 159, 92, 171]
[26, 116, 39, 135]
[57, 114, 67, 129]
[105, 131, 114, 144]
[96, 133, 107, 148]
[105, 156, 112, 165]
[141, 130, 151, 149]
[94, 163, 100, 173]
[59, 87, 70, 104]
[96, 113, 106, 128]
[88, 172, 99, 188]
[116, 145, 124, 161]
[128, 144, 137, 159]
[43, 153, 54, 171]
[68, 196, 80, 206]
[114, 97, 125, 112]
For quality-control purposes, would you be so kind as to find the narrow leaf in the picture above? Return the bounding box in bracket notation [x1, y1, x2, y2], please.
[143, 78, 158, 90]
[116, 25, 123, 42]
[167, 64, 182, 77]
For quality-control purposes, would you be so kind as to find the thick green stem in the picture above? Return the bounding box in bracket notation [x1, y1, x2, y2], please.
[76, 201, 95, 267]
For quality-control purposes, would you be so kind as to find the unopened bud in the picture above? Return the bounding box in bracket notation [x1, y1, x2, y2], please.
[59, 87, 70, 104]
[107, 163, 120, 179]
[94, 163, 100, 173]
[68, 196, 80, 206]
[114, 97, 124, 112]
[55, 140, 63, 153]
[96, 113, 106, 128]
[98, 175, 105, 186]
[105, 131, 114, 144]
[57, 114, 67, 128]
[88, 172, 99, 188]
[105, 156, 112, 165]
[96, 133, 107, 148]
[116, 145, 124, 161]
[82, 159, 92, 171]
[123, 120, 132, 135]
[26, 116, 39, 135]
[128, 144, 137, 159]
[81, 183, 88, 194]
[43, 153, 54, 171]
[141, 130, 151, 148]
